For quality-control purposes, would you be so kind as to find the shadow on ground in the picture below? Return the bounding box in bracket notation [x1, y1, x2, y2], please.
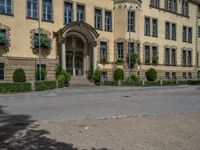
[0, 105, 108, 150]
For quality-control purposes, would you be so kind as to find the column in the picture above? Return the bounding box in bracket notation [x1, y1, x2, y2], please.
[93, 47, 97, 71]
[62, 43, 66, 70]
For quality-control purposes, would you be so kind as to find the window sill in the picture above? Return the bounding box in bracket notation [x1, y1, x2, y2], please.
[26, 16, 39, 21]
[105, 30, 113, 33]
[42, 19, 54, 23]
[127, 30, 136, 33]
[0, 12, 14, 17]
[95, 28, 103, 31]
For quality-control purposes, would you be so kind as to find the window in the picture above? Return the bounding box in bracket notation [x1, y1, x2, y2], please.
[128, 11, 135, 32]
[171, 49, 176, 65]
[64, 2, 73, 24]
[165, 48, 170, 65]
[117, 43, 123, 59]
[171, 23, 176, 40]
[100, 42, 107, 61]
[102, 72, 108, 81]
[182, 50, 187, 66]
[151, 0, 160, 7]
[0, 0, 12, 14]
[144, 17, 150, 36]
[105, 11, 112, 31]
[165, 22, 170, 39]
[188, 72, 192, 79]
[37, 64, 46, 80]
[188, 51, 192, 66]
[152, 19, 158, 37]
[165, 0, 177, 12]
[128, 42, 135, 54]
[183, 26, 187, 42]
[188, 27, 192, 43]
[77, 4, 85, 22]
[183, 72, 187, 79]
[42, 0, 53, 21]
[27, 0, 38, 19]
[165, 72, 170, 79]
[198, 26, 200, 38]
[182, 0, 189, 16]
[152, 46, 157, 57]
[0, 63, 4, 80]
[172, 72, 176, 79]
[95, 8, 102, 29]
[145, 45, 150, 64]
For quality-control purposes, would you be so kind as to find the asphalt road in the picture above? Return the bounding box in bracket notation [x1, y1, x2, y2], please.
[0, 86, 200, 123]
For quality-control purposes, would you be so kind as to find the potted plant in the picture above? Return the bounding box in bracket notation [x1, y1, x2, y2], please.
[152, 56, 159, 65]
[0, 32, 9, 47]
[34, 35, 51, 49]
[116, 58, 124, 64]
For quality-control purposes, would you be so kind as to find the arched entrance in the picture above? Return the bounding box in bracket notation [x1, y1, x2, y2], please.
[56, 22, 99, 77]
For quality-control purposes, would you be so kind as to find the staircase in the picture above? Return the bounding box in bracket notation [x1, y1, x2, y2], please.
[70, 76, 94, 86]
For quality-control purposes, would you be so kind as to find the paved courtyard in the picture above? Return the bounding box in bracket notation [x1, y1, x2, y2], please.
[0, 86, 200, 149]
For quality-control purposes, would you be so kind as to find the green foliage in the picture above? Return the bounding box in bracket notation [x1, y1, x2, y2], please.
[188, 80, 200, 85]
[145, 68, 157, 81]
[198, 70, 200, 80]
[116, 58, 124, 64]
[61, 70, 71, 83]
[113, 68, 124, 81]
[34, 34, 51, 49]
[130, 75, 140, 81]
[57, 75, 65, 88]
[13, 68, 26, 83]
[94, 68, 102, 81]
[145, 81, 160, 86]
[35, 68, 47, 81]
[123, 80, 142, 86]
[35, 80, 57, 91]
[0, 82, 31, 93]
[56, 64, 62, 78]
[152, 56, 159, 65]
[88, 65, 94, 80]
[103, 80, 118, 86]
[0, 32, 9, 46]
[163, 80, 177, 86]
[178, 80, 188, 85]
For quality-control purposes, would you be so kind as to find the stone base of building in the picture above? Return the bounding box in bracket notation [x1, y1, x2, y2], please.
[0, 56, 58, 82]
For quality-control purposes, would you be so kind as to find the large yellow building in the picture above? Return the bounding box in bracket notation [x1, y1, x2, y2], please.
[0, 0, 200, 82]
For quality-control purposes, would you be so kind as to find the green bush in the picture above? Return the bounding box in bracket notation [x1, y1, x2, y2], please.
[88, 65, 94, 80]
[61, 70, 71, 83]
[57, 75, 65, 88]
[94, 68, 102, 84]
[0, 82, 31, 93]
[152, 56, 159, 65]
[145, 68, 157, 81]
[35, 80, 57, 91]
[130, 75, 140, 81]
[123, 80, 142, 86]
[116, 58, 124, 64]
[145, 81, 160, 86]
[178, 80, 188, 85]
[103, 80, 118, 86]
[114, 68, 124, 81]
[13, 68, 26, 83]
[35, 67, 47, 81]
[56, 64, 62, 78]
[188, 80, 200, 85]
[163, 80, 177, 86]
[127, 53, 139, 65]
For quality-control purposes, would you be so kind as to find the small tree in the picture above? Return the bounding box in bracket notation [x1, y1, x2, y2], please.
[94, 68, 102, 85]
[114, 68, 124, 81]
[145, 68, 157, 81]
[13, 68, 26, 82]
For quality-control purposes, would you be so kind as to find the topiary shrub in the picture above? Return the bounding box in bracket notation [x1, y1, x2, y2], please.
[145, 68, 157, 81]
[13, 68, 26, 83]
[94, 68, 102, 85]
[114, 68, 124, 81]
[35, 68, 47, 81]
[130, 75, 140, 81]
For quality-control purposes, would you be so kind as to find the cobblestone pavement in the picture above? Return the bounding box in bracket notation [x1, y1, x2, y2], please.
[0, 86, 200, 123]
[0, 86, 200, 150]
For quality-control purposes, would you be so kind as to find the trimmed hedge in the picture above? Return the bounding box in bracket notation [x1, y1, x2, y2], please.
[178, 80, 188, 85]
[145, 68, 157, 81]
[163, 80, 177, 86]
[35, 80, 57, 91]
[145, 81, 160, 86]
[103, 80, 118, 86]
[13, 68, 26, 83]
[0, 82, 31, 93]
[188, 80, 200, 85]
[123, 80, 142, 86]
